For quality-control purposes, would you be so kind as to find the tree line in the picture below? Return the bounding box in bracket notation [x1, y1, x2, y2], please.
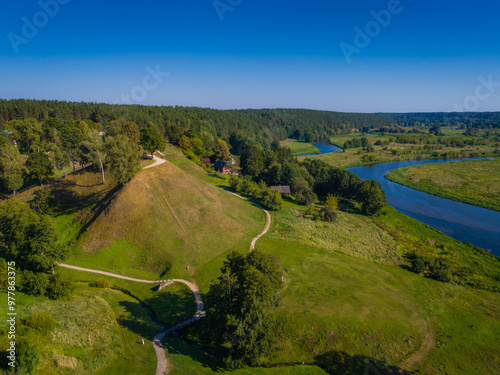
[0, 99, 395, 152]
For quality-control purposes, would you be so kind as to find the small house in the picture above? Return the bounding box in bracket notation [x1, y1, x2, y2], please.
[201, 158, 211, 166]
[214, 161, 230, 174]
[270, 185, 291, 194]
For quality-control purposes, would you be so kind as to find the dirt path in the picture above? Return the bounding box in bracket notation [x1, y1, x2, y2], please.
[143, 155, 166, 170]
[400, 331, 435, 371]
[57, 263, 203, 375]
[225, 190, 272, 252]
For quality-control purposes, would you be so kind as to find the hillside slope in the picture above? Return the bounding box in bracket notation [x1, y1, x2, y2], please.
[75, 160, 264, 286]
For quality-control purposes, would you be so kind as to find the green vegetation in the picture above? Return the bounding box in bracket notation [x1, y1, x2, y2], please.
[386, 159, 500, 211]
[1, 104, 499, 374]
[280, 139, 319, 155]
[205, 251, 283, 368]
[301, 131, 498, 168]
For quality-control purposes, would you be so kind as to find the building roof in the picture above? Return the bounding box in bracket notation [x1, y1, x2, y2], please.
[270, 185, 291, 194]
[214, 161, 228, 169]
[201, 158, 211, 164]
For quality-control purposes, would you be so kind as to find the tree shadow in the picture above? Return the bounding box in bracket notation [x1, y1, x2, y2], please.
[76, 183, 125, 236]
[145, 288, 198, 326]
[315, 350, 417, 374]
[117, 300, 160, 341]
[161, 335, 225, 373]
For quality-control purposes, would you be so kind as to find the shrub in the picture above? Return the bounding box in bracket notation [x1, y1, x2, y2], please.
[25, 312, 56, 333]
[261, 189, 283, 211]
[15, 341, 40, 374]
[22, 271, 49, 296]
[410, 255, 426, 273]
[90, 279, 110, 288]
[29, 189, 56, 214]
[317, 206, 338, 223]
[46, 274, 74, 300]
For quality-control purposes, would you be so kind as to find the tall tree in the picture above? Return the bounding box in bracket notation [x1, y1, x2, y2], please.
[105, 135, 141, 185]
[206, 251, 282, 369]
[215, 139, 231, 161]
[26, 152, 53, 186]
[82, 130, 106, 184]
[140, 127, 165, 156]
[12, 118, 42, 154]
[0, 199, 68, 272]
[0, 142, 24, 195]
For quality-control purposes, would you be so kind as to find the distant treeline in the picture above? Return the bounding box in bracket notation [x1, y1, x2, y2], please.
[0, 99, 394, 151]
[380, 112, 500, 128]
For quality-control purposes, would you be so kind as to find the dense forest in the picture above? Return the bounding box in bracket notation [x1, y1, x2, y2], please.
[0, 99, 395, 150]
[381, 112, 500, 128]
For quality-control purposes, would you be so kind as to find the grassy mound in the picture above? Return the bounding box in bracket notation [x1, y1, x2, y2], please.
[72, 159, 264, 286]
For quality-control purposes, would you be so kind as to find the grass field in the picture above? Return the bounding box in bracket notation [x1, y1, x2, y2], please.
[280, 139, 319, 155]
[296, 133, 497, 168]
[386, 158, 500, 211]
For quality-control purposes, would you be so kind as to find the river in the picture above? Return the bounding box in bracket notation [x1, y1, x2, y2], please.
[347, 158, 500, 255]
[298, 139, 342, 156]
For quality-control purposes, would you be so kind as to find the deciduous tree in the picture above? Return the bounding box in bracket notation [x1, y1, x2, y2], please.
[105, 135, 141, 185]
[0, 142, 24, 195]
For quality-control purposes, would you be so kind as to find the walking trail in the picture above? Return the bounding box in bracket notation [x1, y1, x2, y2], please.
[58, 163, 271, 374]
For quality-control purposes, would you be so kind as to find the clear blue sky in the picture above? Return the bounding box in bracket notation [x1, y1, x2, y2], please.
[1, 0, 499, 112]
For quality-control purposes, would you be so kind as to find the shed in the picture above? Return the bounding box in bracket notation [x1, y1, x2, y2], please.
[270, 185, 291, 194]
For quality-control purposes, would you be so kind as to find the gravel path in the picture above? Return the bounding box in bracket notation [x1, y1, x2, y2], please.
[143, 155, 166, 169]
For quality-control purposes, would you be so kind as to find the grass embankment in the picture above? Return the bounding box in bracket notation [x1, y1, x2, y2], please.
[280, 139, 319, 155]
[298, 132, 497, 168]
[386, 159, 500, 211]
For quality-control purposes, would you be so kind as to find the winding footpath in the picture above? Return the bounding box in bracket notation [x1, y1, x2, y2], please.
[58, 161, 272, 374]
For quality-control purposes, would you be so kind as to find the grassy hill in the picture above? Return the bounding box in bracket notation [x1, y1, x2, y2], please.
[66, 158, 265, 289]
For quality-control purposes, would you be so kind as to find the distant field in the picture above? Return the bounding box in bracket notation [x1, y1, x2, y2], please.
[280, 139, 319, 155]
[386, 159, 500, 211]
[297, 132, 497, 168]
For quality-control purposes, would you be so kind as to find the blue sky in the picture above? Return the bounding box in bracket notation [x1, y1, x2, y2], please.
[0, 0, 499, 112]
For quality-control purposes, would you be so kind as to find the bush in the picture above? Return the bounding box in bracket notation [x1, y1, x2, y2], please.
[25, 312, 56, 333]
[46, 274, 74, 300]
[15, 341, 40, 374]
[261, 189, 283, 211]
[90, 279, 110, 288]
[319, 206, 337, 223]
[22, 271, 49, 296]
[29, 189, 56, 214]
[409, 254, 426, 273]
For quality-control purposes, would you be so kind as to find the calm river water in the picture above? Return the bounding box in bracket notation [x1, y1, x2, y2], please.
[347, 159, 500, 255]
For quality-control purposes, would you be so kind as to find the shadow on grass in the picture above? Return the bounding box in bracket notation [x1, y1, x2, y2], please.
[315, 350, 416, 374]
[145, 288, 198, 326]
[162, 336, 225, 373]
[75, 184, 125, 236]
[117, 300, 159, 341]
